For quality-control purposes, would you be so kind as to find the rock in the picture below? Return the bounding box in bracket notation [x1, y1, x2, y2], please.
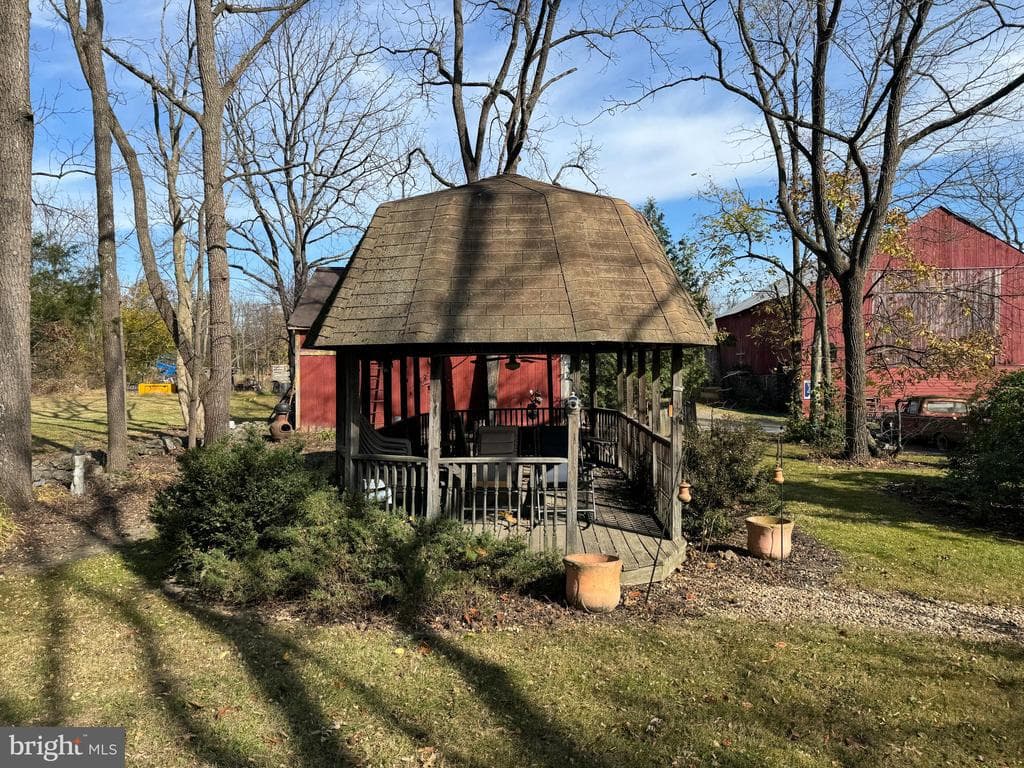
[160, 435, 184, 453]
[718, 549, 740, 562]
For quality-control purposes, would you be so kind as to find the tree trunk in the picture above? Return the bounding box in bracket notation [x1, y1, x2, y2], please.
[195, 0, 232, 442]
[83, 0, 128, 473]
[809, 265, 827, 423]
[0, 0, 34, 511]
[788, 237, 803, 418]
[839, 269, 870, 459]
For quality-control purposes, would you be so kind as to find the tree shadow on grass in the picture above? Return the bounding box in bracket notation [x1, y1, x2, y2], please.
[784, 463, 1020, 541]
[106, 534, 631, 768]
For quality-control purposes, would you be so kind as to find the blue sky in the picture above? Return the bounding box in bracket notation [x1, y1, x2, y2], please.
[26, 0, 781, 307]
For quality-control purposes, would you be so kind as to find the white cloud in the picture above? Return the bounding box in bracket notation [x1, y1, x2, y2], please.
[540, 99, 773, 202]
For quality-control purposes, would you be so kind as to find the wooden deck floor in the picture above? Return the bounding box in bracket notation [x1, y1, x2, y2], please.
[465, 468, 687, 586]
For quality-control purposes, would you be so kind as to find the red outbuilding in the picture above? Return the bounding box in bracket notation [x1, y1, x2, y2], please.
[288, 268, 563, 430]
[715, 207, 1024, 411]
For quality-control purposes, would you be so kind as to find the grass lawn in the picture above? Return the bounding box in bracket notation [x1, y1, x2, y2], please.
[30, 390, 279, 454]
[781, 445, 1024, 606]
[0, 548, 1020, 768]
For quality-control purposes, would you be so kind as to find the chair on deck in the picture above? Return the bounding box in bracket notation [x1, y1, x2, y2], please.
[474, 426, 521, 489]
[358, 416, 412, 455]
[462, 425, 528, 529]
[535, 425, 594, 524]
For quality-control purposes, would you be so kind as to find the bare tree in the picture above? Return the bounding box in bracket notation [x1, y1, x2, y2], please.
[104, 0, 309, 441]
[62, 0, 129, 472]
[924, 138, 1024, 250]
[226, 10, 409, 380]
[386, 0, 654, 185]
[650, 0, 1024, 458]
[0, 0, 34, 510]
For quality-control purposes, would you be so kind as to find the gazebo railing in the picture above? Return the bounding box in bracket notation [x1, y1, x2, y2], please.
[591, 408, 674, 537]
[352, 454, 428, 516]
[352, 452, 568, 546]
[440, 457, 569, 547]
[356, 405, 682, 543]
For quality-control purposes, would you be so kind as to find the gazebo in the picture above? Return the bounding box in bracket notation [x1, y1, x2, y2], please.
[307, 175, 713, 583]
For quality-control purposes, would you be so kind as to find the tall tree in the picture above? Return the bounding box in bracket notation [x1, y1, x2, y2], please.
[0, 0, 34, 510]
[388, 0, 651, 185]
[655, 0, 1024, 458]
[226, 10, 408, 381]
[63, 0, 129, 472]
[103, 0, 309, 441]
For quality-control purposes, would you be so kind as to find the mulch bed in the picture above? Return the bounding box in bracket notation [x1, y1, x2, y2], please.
[0, 453, 174, 574]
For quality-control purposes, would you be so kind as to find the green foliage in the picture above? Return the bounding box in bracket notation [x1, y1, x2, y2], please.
[30, 234, 101, 389]
[152, 433, 558, 616]
[122, 305, 176, 384]
[785, 392, 844, 456]
[152, 430, 325, 561]
[682, 422, 781, 543]
[948, 372, 1024, 526]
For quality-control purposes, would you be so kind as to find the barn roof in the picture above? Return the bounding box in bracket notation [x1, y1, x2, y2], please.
[308, 175, 714, 349]
[289, 267, 347, 330]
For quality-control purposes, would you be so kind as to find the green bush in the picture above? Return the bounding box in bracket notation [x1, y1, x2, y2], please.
[682, 421, 782, 544]
[151, 433, 558, 617]
[948, 372, 1024, 527]
[151, 429, 325, 561]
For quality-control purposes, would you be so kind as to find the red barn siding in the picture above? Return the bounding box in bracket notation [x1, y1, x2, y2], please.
[716, 208, 1024, 412]
[716, 304, 788, 375]
[294, 337, 561, 431]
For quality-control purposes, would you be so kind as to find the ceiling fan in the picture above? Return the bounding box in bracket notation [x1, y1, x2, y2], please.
[478, 353, 547, 370]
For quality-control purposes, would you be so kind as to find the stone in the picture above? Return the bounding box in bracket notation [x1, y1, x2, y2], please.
[160, 435, 184, 453]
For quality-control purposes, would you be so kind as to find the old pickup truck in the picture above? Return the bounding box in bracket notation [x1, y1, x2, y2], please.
[878, 395, 970, 451]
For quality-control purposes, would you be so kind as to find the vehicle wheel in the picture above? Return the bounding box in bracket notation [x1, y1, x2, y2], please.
[935, 434, 949, 452]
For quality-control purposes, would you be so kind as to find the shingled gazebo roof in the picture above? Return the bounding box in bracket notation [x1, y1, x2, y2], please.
[308, 174, 714, 350]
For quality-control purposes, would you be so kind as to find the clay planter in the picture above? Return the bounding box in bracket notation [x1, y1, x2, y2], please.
[269, 412, 294, 442]
[745, 515, 794, 560]
[563, 553, 622, 613]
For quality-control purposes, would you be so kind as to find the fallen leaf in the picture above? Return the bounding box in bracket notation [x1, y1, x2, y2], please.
[214, 705, 236, 720]
[394, 647, 406, 656]
[416, 642, 432, 655]
[774, 641, 788, 649]
[740, 701, 753, 710]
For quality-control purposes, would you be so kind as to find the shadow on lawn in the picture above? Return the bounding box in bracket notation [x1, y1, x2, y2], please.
[30, 531, 618, 768]
[783, 461, 1018, 541]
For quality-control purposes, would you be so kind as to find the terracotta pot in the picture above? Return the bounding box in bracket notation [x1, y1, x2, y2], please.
[269, 412, 294, 442]
[564, 553, 622, 613]
[745, 515, 794, 560]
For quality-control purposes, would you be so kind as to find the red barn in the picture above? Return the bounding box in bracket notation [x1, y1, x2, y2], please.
[715, 207, 1024, 411]
[289, 268, 562, 430]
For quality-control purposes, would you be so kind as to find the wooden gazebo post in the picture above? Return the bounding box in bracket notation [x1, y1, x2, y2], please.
[426, 355, 443, 519]
[650, 347, 662, 435]
[335, 351, 360, 490]
[637, 349, 648, 427]
[669, 345, 685, 540]
[565, 351, 582, 554]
